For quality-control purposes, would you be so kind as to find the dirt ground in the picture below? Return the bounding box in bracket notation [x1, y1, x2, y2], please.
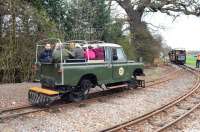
[0, 65, 196, 132]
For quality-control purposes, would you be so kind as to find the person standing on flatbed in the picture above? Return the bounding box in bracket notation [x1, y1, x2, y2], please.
[71, 43, 84, 59]
[196, 54, 200, 68]
[39, 43, 53, 63]
[52, 43, 74, 63]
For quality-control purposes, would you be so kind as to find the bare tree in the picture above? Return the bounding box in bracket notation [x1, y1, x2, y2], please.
[114, 0, 200, 47]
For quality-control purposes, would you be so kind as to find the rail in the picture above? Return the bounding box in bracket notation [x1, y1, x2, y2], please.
[101, 65, 200, 132]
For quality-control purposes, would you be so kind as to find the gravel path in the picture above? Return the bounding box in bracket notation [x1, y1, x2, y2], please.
[0, 65, 196, 132]
[0, 65, 172, 109]
[144, 64, 175, 82]
[180, 110, 200, 132]
[0, 83, 40, 108]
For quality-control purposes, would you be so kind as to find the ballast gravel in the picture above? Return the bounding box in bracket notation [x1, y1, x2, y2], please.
[179, 111, 200, 132]
[0, 83, 40, 108]
[0, 65, 172, 109]
[0, 65, 196, 132]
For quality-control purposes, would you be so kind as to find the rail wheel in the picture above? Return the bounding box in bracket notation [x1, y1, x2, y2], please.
[60, 93, 70, 101]
[128, 79, 138, 89]
[69, 79, 93, 102]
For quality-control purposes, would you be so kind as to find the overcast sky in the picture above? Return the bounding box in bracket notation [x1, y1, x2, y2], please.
[111, 3, 200, 51]
[144, 12, 200, 51]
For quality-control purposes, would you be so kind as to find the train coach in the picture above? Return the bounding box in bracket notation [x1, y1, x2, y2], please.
[169, 49, 186, 65]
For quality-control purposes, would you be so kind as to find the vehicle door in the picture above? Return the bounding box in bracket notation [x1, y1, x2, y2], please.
[111, 47, 129, 82]
[96, 47, 113, 84]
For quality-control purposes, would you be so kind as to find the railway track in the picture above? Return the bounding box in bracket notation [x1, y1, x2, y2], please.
[0, 88, 129, 122]
[145, 68, 182, 87]
[101, 65, 200, 132]
[0, 65, 183, 123]
[146, 67, 178, 83]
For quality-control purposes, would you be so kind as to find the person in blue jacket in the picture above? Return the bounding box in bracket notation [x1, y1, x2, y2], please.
[39, 43, 53, 63]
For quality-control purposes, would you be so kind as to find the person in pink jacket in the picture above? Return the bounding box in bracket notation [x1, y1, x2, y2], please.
[84, 46, 96, 60]
[93, 47, 104, 60]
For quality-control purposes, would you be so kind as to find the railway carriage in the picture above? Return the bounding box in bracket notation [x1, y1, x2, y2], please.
[29, 39, 145, 106]
[169, 49, 186, 65]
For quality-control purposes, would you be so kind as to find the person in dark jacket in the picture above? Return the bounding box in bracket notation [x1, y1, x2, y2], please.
[39, 43, 53, 63]
[196, 54, 200, 68]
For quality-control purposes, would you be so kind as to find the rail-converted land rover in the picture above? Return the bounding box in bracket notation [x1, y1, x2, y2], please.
[29, 39, 145, 106]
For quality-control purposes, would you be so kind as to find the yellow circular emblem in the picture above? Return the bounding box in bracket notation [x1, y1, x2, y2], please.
[119, 67, 124, 76]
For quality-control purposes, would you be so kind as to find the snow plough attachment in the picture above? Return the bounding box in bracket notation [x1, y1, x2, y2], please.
[28, 87, 60, 107]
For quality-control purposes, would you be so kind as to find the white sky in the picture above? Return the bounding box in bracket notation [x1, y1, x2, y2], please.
[111, 3, 200, 51]
[144, 12, 200, 51]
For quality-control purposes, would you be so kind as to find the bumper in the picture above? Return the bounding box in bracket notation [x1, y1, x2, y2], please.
[30, 87, 59, 96]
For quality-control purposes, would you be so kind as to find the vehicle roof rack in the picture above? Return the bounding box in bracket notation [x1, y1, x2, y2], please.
[87, 40, 104, 44]
[65, 40, 88, 44]
[65, 40, 105, 45]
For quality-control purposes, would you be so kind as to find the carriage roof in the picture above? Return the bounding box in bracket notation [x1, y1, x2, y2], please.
[172, 48, 186, 51]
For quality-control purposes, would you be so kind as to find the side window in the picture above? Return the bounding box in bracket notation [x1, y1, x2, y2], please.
[112, 48, 127, 62]
[105, 47, 111, 62]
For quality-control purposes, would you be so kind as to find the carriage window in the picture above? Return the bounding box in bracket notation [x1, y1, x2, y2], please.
[112, 48, 127, 62]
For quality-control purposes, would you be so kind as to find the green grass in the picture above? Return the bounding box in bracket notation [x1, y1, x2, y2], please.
[186, 55, 196, 66]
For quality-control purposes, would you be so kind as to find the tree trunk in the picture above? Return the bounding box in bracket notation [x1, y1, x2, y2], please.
[11, 0, 16, 47]
[24, 16, 30, 36]
[0, 14, 3, 38]
[126, 9, 146, 58]
[4, 0, 17, 83]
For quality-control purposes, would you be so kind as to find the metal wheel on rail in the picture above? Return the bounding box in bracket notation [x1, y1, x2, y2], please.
[128, 79, 138, 89]
[69, 79, 93, 102]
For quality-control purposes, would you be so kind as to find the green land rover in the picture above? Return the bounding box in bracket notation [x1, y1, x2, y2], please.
[29, 39, 145, 106]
